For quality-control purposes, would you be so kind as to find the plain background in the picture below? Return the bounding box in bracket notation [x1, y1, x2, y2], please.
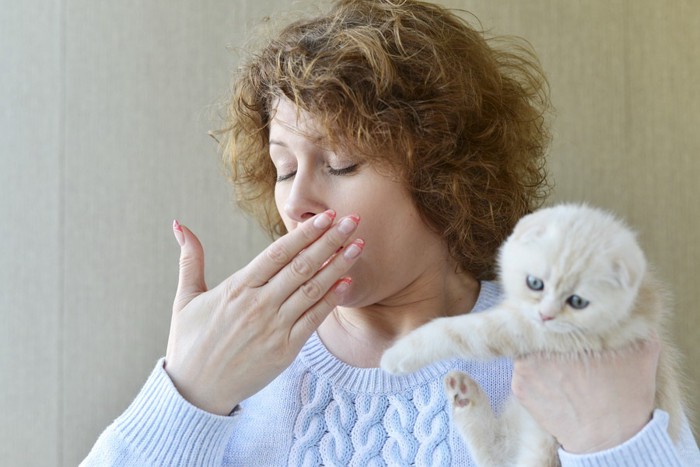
[2, 0, 698, 465]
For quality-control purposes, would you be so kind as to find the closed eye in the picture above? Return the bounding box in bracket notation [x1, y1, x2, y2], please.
[276, 170, 296, 182]
[328, 163, 359, 176]
[276, 164, 359, 183]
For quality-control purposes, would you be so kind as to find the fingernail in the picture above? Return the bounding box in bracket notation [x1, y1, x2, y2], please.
[337, 215, 360, 234]
[173, 220, 185, 246]
[343, 239, 365, 259]
[313, 210, 336, 229]
[335, 277, 352, 295]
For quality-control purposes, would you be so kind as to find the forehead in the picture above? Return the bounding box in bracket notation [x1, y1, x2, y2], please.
[269, 96, 327, 145]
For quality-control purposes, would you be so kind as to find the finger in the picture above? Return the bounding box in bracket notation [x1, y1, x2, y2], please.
[646, 329, 661, 353]
[281, 238, 365, 323]
[173, 220, 208, 311]
[240, 209, 336, 287]
[289, 277, 353, 344]
[268, 215, 360, 301]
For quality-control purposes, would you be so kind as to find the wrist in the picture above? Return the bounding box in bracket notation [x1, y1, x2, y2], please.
[163, 360, 241, 416]
[559, 413, 652, 454]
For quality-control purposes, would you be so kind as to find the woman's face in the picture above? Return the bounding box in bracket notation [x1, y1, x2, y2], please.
[270, 97, 451, 308]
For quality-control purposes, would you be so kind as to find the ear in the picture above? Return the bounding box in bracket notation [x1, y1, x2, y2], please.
[609, 259, 634, 289]
[609, 250, 646, 290]
[510, 213, 547, 244]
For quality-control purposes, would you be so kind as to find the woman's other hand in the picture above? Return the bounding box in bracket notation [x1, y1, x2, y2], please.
[164, 210, 363, 415]
[512, 337, 660, 454]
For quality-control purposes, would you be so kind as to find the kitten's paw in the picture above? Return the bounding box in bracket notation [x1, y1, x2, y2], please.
[444, 371, 485, 410]
[380, 338, 423, 375]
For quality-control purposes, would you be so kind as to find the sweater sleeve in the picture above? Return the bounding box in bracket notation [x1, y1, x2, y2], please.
[558, 409, 700, 467]
[80, 358, 237, 467]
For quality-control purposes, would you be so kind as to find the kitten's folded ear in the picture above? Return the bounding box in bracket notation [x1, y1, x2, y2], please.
[609, 240, 647, 290]
[510, 212, 547, 244]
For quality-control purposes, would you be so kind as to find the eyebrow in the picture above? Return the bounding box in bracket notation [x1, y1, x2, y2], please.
[269, 134, 328, 147]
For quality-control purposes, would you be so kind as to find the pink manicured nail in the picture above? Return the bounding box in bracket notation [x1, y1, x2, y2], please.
[334, 277, 352, 295]
[337, 215, 360, 234]
[172, 220, 185, 246]
[313, 210, 336, 230]
[343, 239, 365, 259]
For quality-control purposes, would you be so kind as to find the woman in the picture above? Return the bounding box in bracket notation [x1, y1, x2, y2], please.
[84, 0, 699, 465]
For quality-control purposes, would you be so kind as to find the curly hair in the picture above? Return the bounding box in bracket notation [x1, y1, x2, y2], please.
[219, 0, 551, 280]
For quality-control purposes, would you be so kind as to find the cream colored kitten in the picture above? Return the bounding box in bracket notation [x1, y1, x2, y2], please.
[381, 204, 686, 467]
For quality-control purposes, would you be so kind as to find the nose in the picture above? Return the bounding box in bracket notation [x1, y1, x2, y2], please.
[282, 174, 327, 224]
[538, 302, 559, 322]
[537, 295, 560, 323]
[538, 312, 555, 322]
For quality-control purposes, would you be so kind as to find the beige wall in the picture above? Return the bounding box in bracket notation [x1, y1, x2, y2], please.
[2, 1, 698, 465]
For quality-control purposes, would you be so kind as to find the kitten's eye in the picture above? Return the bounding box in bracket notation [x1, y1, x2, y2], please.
[526, 275, 544, 291]
[566, 295, 590, 310]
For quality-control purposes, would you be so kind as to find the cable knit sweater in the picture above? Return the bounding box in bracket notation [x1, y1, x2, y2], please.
[83, 281, 700, 466]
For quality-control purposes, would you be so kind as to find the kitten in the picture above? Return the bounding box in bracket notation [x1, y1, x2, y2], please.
[381, 203, 686, 467]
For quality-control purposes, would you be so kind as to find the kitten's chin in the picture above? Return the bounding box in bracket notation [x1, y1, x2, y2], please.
[527, 313, 574, 333]
[540, 320, 579, 334]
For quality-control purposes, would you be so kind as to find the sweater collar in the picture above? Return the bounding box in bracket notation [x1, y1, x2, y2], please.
[298, 281, 501, 395]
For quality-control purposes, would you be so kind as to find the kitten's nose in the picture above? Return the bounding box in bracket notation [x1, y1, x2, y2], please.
[539, 312, 555, 322]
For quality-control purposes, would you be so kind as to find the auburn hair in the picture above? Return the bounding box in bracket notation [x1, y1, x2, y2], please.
[219, 0, 551, 280]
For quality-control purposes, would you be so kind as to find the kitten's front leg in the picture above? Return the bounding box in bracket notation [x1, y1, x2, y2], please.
[381, 317, 458, 374]
[382, 306, 519, 375]
[445, 371, 513, 466]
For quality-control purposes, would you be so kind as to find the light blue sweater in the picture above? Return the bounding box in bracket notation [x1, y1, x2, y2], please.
[83, 282, 700, 466]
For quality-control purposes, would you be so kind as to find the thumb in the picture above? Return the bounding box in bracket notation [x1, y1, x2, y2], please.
[172, 220, 207, 311]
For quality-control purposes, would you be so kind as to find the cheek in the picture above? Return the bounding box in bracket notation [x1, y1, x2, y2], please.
[274, 185, 294, 228]
[274, 184, 286, 211]
[566, 309, 598, 332]
[522, 297, 543, 320]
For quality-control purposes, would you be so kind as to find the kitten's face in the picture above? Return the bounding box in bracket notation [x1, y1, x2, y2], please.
[499, 205, 646, 335]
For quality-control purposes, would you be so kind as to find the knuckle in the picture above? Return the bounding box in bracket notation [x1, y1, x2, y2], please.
[290, 256, 313, 278]
[300, 280, 324, 302]
[303, 309, 325, 331]
[223, 276, 245, 299]
[327, 228, 347, 246]
[306, 296, 335, 325]
[179, 252, 202, 270]
[301, 222, 318, 241]
[266, 243, 290, 266]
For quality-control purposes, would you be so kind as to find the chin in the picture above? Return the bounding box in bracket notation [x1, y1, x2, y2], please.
[545, 321, 578, 334]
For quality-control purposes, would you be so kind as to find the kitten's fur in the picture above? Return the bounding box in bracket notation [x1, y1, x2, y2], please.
[381, 204, 686, 467]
